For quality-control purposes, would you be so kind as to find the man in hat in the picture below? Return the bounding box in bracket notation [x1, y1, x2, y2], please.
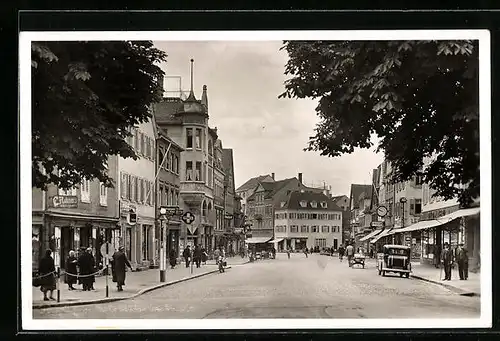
[456, 243, 469, 280]
[440, 242, 453, 281]
[111, 246, 132, 291]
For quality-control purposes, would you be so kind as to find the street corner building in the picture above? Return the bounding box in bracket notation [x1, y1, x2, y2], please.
[151, 64, 241, 256]
[32, 156, 121, 274]
[273, 190, 343, 252]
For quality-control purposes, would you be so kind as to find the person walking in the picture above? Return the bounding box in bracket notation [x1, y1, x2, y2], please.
[441, 242, 453, 281]
[183, 245, 192, 268]
[303, 247, 308, 258]
[169, 248, 177, 269]
[338, 244, 345, 262]
[456, 243, 469, 280]
[286, 248, 291, 259]
[111, 246, 132, 292]
[65, 250, 78, 290]
[193, 244, 202, 268]
[346, 243, 355, 267]
[38, 249, 56, 301]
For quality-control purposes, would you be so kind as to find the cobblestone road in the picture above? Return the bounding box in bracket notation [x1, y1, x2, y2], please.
[33, 253, 480, 319]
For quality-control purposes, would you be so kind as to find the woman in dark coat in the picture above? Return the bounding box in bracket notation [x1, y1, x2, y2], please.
[65, 250, 78, 290]
[78, 247, 93, 291]
[169, 248, 177, 269]
[111, 246, 132, 291]
[39, 249, 56, 301]
[193, 245, 202, 268]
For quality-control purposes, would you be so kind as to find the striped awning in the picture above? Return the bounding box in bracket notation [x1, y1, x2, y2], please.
[245, 237, 273, 244]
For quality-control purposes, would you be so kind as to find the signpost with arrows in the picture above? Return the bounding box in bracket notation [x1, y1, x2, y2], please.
[159, 206, 183, 282]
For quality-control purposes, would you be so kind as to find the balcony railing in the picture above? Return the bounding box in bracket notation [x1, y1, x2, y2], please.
[180, 181, 206, 193]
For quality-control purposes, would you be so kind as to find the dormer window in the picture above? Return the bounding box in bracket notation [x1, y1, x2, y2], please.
[299, 200, 307, 208]
[280, 201, 286, 208]
[310, 201, 317, 208]
[321, 201, 327, 208]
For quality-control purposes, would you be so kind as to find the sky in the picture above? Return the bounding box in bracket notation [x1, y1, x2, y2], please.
[153, 41, 384, 196]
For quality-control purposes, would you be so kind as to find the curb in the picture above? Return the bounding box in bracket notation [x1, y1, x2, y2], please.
[33, 266, 232, 309]
[410, 274, 480, 297]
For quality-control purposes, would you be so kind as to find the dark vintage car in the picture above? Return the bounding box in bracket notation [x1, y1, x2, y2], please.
[377, 244, 412, 278]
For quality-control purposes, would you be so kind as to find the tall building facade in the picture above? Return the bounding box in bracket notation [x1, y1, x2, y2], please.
[212, 136, 226, 248]
[118, 120, 157, 268]
[154, 125, 183, 261]
[32, 156, 120, 272]
[153, 71, 221, 254]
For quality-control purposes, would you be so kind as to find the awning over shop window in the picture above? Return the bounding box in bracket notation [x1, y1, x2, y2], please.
[245, 237, 273, 244]
[268, 238, 284, 243]
[392, 207, 480, 235]
[370, 228, 398, 244]
[359, 229, 383, 242]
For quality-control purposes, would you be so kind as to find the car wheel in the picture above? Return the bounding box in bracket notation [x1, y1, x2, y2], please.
[399, 273, 403, 277]
[406, 272, 410, 278]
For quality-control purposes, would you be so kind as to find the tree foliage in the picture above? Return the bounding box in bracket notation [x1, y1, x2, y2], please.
[32, 41, 167, 190]
[280, 40, 479, 207]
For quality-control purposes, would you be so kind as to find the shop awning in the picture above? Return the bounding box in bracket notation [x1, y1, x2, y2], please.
[370, 228, 399, 244]
[245, 237, 273, 244]
[438, 207, 480, 222]
[393, 207, 480, 235]
[268, 238, 284, 243]
[359, 229, 383, 242]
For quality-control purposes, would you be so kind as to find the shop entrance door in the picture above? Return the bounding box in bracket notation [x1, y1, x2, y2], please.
[60, 226, 74, 269]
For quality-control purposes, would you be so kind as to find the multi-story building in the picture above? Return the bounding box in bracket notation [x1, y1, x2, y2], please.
[32, 155, 120, 272]
[331, 195, 350, 245]
[212, 136, 226, 249]
[152, 73, 216, 255]
[348, 184, 372, 242]
[154, 125, 184, 261]
[118, 120, 157, 268]
[274, 190, 343, 251]
[222, 148, 239, 253]
[235, 174, 275, 216]
[246, 173, 314, 247]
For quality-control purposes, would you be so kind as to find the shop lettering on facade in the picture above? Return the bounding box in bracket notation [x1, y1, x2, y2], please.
[51, 195, 78, 208]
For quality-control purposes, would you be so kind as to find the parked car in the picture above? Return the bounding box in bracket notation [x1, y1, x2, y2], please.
[377, 244, 412, 278]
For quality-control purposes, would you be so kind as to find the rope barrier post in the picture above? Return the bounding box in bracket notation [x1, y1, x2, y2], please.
[105, 243, 109, 298]
[56, 267, 60, 302]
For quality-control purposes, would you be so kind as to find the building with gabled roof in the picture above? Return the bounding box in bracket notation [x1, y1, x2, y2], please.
[235, 174, 275, 217]
[273, 190, 343, 251]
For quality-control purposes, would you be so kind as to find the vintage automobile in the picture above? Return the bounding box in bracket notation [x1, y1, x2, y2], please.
[350, 253, 366, 268]
[377, 244, 412, 278]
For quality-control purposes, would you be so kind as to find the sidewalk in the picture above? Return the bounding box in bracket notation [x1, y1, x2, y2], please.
[410, 263, 480, 296]
[32, 261, 241, 309]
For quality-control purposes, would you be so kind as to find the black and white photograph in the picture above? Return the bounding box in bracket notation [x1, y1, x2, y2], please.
[20, 30, 491, 330]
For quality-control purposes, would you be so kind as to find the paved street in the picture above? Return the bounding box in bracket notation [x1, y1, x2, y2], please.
[34, 253, 480, 319]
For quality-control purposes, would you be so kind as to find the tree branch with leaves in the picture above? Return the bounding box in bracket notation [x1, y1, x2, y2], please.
[280, 40, 479, 207]
[32, 40, 167, 190]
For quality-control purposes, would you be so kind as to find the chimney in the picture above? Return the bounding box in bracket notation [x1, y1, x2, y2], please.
[271, 173, 275, 180]
[298, 173, 303, 184]
[201, 85, 208, 111]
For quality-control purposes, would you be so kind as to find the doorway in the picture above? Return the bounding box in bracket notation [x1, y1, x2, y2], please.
[60, 226, 74, 269]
